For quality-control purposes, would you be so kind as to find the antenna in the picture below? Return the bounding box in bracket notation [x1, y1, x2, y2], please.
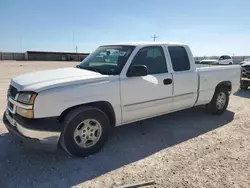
[151, 34, 158, 42]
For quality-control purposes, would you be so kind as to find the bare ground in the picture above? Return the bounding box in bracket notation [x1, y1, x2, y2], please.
[0, 61, 250, 188]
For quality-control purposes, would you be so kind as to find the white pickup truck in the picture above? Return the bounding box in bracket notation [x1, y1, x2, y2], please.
[3, 42, 241, 157]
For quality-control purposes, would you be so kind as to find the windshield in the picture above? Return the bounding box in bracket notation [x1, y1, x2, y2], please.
[77, 45, 135, 75]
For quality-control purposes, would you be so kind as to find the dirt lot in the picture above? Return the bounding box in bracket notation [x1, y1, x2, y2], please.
[0, 61, 250, 188]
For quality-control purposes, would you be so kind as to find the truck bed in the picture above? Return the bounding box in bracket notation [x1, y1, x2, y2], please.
[195, 65, 241, 106]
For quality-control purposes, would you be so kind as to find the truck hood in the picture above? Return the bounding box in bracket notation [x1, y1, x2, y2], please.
[241, 61, 250, 66]
[11, 67, 109, 92]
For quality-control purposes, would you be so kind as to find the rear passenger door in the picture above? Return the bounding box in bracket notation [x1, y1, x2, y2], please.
[120, 46, 173, 123]
[168, 46, 198, 111]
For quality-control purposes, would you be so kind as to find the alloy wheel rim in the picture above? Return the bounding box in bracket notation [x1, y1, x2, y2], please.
[73, 119, 102, 148]
[216, 92, 226, 110]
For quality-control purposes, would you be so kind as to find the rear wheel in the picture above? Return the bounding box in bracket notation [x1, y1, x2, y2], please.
[60, 106, 110, 157]
[229, 62, 233, 65]
[206, 87, 229, 115]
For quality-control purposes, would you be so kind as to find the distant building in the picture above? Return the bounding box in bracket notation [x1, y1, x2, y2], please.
[25, 51, 89, 61]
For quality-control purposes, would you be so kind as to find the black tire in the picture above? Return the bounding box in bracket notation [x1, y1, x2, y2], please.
[206, 87, 229, 115]
[229, 62, 233, 65]
[60, 106, 110, 157]
[240, 85, 248, 90]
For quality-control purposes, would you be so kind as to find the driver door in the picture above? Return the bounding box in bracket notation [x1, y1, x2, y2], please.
[120, 46, 173, 124]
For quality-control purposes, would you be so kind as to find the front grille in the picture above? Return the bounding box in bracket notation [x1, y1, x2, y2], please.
[7, 109, 14, 118]
[8, 85, 18, 98]
[242, 65, 250, 72]
[243, 65, 250, 69]
[8, 101, 14, 111]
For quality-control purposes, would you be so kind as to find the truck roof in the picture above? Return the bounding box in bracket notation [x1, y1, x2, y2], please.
[102, 41, 185, 46]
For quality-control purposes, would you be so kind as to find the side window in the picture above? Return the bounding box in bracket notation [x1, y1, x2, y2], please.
[168, 46, 190, 71]
[129, 46, 168, 74]
[220, 56, 231, 60]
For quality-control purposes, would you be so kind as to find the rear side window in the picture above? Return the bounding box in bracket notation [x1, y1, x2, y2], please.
[168, 46, 190, 72]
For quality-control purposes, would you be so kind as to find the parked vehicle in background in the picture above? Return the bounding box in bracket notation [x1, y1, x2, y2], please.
[199, 59, 219, 65]
[218, 55, 233, 65]
[240, 59, 250, 89]
[239, 58, 250, 65]
[2, 42, 241, 157]
[200, 55, 233, 65]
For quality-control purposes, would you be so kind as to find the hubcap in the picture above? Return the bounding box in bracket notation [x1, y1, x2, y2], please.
[216, 92, 226, 110]
[74, 119, 102, 148]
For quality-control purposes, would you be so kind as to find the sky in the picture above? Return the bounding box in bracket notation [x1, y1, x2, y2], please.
[1, 0, 250, 56]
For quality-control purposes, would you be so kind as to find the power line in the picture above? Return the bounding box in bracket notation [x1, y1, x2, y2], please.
[151, 34, 158, 42]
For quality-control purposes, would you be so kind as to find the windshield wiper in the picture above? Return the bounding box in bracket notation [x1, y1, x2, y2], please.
[78, 66, 102, 74]
[76, 65, 117, 75]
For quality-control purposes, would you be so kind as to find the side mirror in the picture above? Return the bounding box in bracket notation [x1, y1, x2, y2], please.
[127, 65, 148, 77]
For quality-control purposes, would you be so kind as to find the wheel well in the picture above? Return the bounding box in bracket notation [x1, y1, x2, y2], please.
[59, 101, 116, 127]
[215, 81, 232, 93]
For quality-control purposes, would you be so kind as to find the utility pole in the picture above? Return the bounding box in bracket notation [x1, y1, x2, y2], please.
[73, 32, 75, 52]
[20, 36, 23, 53]
[151, 34, 158, 42]
[75, 45, 78, 53]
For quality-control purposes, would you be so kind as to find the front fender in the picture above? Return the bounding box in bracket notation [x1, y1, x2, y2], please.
[33, 78, 121, 124]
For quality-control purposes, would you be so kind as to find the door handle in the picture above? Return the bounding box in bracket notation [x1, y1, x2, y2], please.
[163, 78, 172, 85]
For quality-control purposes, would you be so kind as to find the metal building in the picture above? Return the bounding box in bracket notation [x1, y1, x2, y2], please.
[25, 51, 89, 61]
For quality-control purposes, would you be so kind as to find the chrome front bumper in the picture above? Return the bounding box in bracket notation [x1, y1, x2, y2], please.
[3, 110, 61, 151]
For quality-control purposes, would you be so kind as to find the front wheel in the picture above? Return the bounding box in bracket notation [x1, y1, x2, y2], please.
[206, 87, 229, 115]
[60, 106, 110, 157]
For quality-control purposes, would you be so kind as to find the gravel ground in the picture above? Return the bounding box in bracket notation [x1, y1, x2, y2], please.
[0, 61, 250, 188]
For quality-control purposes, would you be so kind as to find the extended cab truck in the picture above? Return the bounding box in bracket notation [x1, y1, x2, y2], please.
[3, 42, 241, 157]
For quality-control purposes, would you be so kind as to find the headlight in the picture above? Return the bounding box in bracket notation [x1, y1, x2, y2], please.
[17, 92, 37, 104]
[16, 107, 34, 119]
[16, 92, 37, 119]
